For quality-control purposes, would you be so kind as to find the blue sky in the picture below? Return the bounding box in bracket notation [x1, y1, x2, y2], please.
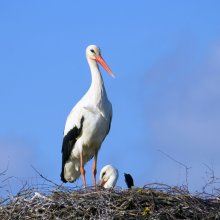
[1, 1, 220, 195]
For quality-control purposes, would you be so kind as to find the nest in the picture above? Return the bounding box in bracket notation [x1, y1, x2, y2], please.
[0, 183, 220, 220]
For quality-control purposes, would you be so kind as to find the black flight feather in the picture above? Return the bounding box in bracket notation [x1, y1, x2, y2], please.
[124, 173, 134, 189]
[60, 116, 84, 182]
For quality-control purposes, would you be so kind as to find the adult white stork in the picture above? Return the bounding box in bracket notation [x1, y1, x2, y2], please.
[60, 45, 114, 188]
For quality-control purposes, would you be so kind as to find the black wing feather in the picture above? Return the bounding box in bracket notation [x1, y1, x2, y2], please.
[60, 116, 84, 182]
[124, 173, 134, 189]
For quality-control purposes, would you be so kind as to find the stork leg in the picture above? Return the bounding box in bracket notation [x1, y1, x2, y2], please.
[92, 152, 98, 189]
[80, 152, 86, 188]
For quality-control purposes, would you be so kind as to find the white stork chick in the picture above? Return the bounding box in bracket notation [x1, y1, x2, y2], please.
[60, 45, 114, 188]
[99, 165, 119, 189]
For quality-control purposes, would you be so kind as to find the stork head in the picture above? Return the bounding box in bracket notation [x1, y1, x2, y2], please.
[99, 164, 119, 189]
[86, 45, 115, 77]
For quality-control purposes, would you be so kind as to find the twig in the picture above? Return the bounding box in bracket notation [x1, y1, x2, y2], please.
[202, 163, 220, 195]
[158, 149, 191, 188]
[31, 165, 60, 188]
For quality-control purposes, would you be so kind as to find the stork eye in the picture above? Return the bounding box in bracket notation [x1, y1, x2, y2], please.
[90, 49, 95, 53]
[102, 172, 106, 177]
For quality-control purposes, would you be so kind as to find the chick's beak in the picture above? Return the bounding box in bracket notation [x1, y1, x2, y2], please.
[99, 178, 107, 187]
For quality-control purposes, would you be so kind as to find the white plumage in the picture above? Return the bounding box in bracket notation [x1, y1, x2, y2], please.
[61, 45, 114, 188]
[99, 165, 119, 189]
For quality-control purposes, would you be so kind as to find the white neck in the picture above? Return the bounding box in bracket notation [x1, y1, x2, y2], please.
[87, 58, 107, 104]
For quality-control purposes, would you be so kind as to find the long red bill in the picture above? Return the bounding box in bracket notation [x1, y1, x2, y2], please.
[96, 55, 115, 78]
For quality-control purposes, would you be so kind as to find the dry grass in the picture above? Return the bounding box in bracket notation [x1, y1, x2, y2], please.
[1, 183, 220, 220]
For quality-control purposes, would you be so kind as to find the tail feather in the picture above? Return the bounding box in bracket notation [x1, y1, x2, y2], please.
[60, 116, 84, 183]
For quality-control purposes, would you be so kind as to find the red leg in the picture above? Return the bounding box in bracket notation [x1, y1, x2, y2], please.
[80, 152, 86, 188]
[92, 152, 98, 189]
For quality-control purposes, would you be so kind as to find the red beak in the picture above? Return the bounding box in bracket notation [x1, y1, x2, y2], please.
[96, 55, 115, 78]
